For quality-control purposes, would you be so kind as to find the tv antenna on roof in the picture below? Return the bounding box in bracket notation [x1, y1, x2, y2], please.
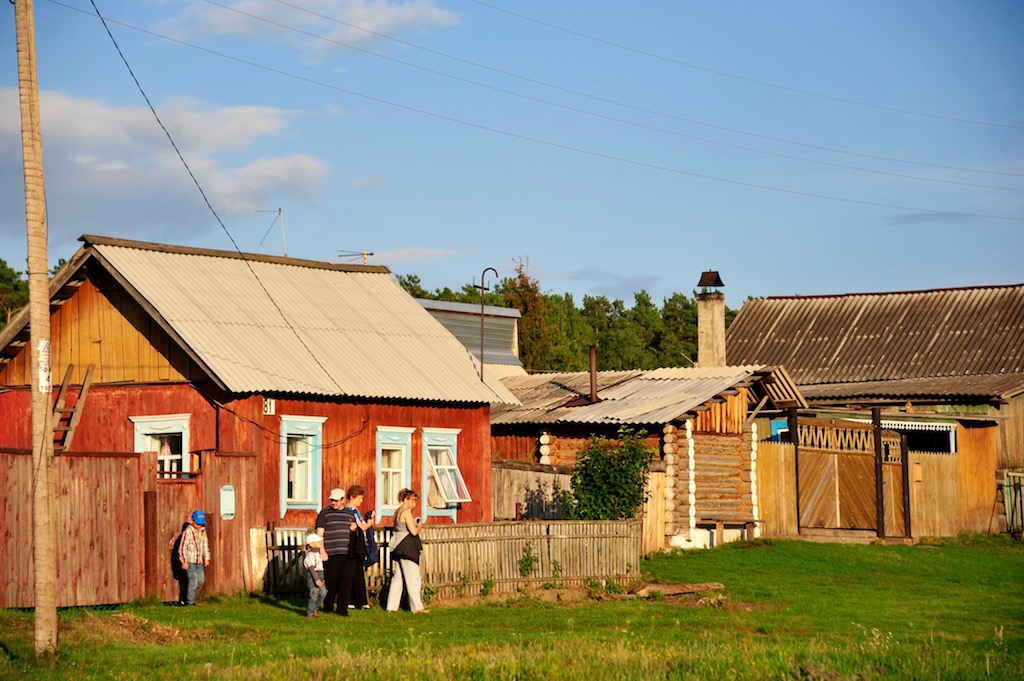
[250, 187, 287, 256]
[338, 250, 374, 265]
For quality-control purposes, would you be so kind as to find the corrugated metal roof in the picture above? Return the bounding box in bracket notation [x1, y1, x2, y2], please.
[492, 365, 803, 426]
[83, 237, 517, 404]
[418, 300, 522, 367]
[725, 284, 1024, 402]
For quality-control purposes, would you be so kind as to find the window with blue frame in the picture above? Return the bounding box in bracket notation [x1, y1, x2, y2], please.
[279, 415, 326, 517]
[130, 413, 191, 478]
[376, 427, 414, 514]
[422, 428, 469, 520]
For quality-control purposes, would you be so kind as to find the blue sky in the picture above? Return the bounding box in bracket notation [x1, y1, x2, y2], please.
[2, 1, 1022, 306]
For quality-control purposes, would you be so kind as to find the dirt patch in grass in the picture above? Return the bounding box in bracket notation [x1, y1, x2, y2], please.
[69, 612, 187, 646]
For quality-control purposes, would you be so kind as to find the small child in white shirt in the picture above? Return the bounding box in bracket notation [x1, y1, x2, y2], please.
[304, 533, 327, 618]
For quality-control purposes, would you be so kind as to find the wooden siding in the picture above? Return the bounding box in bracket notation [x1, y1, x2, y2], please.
[756, 442, 799, 536]
[0, 274, 204, 388]
[259, 398, 493, 528]
[992, 394, 1024, 470]
[909, 452, 960, 538]
[642, 471, 666, 554]
[0, 383, 495, 537]
[491, 433, 537, 463]
[691, 391, 748, 435]
[957, 422, 999, 533]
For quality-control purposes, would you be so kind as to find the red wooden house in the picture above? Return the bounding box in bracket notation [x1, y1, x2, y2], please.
[0, 235, 516, 606]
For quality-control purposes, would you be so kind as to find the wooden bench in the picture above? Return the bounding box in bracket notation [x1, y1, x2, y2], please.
[697, 518, 759, 546]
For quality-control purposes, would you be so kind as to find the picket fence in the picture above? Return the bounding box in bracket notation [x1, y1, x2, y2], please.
[267, 519, 641, 599]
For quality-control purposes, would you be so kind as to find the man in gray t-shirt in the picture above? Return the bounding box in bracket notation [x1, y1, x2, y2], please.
[315, 487, 351, 614]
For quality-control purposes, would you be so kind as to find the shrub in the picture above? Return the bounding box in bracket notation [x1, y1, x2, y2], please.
[519, 544, 539, 577]
[557, 426, 653, 520]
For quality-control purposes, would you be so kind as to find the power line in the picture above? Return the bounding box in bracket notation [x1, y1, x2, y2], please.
[66, 5, 1024, 222]
[465, 0, 1024, 131]
[262, 0, 1023, 179]
[193, 0, 1020, 193]
[87, 0, 352, 399]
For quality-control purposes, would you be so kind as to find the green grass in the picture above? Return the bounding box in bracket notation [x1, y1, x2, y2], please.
[1, 535, 1022, 679]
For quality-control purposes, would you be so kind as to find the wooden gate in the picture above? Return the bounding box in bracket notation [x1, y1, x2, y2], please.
[796, 418, 907, 537]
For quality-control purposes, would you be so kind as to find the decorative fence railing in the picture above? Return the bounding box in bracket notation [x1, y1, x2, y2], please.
[266, 519, 642, 599]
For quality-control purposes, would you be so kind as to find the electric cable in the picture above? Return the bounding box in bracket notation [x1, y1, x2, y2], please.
[195, 0, 1021, 193]
[61, 3, 1024, 222]
[465, 0, 1024, 131]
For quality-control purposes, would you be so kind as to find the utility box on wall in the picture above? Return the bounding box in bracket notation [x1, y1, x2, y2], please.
[220, 485, 235, 520]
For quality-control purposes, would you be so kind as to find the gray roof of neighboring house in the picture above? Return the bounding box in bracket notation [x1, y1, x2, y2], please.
[0, 235, 518, 405]
[417, 298, 522, 367]
[491, 365, 805, 426]
[725, 284, 1024, 403]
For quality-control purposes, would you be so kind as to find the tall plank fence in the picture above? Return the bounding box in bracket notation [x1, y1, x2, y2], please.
[756, 441, 963, 538]
[1, 447, 257, 608]
[267, 519, 642, 599]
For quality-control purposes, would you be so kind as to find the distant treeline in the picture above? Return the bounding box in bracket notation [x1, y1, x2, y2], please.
[396, 261, 740, 374]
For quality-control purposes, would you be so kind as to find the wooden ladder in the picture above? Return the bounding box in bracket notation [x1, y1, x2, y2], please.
[52, 363, 94, 453]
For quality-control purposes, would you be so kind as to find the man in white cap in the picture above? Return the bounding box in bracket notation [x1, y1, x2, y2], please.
[315, 487, 349, 615]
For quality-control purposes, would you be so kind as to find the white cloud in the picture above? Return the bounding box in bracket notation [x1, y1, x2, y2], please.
[0, 87, 327, 251]
[370, 246, 461, 264]
[160, 0, 460, 61]
[352, 175, 387, 192]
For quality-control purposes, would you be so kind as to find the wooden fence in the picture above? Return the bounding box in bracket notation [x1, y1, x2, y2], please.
[1, 447, 257, 608]
[756, 442, 965, 539]
[267, 519, 642, 599]
[491, 459, 571, 520]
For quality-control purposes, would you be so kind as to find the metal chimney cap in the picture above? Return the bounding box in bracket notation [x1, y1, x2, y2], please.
[697, 270, 724, 287]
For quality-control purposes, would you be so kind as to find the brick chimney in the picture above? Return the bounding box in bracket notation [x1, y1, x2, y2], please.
[696, 271, 726, 368]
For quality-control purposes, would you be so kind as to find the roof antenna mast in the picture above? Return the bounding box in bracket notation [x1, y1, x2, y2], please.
[251, 188, 286, 256]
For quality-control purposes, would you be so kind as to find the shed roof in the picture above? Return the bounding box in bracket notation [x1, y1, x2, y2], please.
[725, 284, 1024, 403]
[0, 235, 518, 405]
[491, 365, 805, 426]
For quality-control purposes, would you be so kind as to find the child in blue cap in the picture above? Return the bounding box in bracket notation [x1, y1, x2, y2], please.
[179, 510, 210, 605]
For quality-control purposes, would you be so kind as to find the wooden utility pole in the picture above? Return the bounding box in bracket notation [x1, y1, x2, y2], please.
[14, 0, 58, 655]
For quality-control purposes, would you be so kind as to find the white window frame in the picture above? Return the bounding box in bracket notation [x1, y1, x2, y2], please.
[279, 415, 326, 518]
[130, 414, 191, 477]
[376, 427, 414, 514]
[421, 428, 468, 520]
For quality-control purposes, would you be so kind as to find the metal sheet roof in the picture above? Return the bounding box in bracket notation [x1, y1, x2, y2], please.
[725, 284, 1024, 402]
[79, 237, 517, 404]
[418, 300, 523, 367]
[492, 365, 803, 426]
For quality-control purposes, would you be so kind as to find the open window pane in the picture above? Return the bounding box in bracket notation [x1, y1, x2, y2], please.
[427, 446, 471, 503]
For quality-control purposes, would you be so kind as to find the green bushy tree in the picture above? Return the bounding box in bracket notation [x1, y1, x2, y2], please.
[558, 427, 653, 520]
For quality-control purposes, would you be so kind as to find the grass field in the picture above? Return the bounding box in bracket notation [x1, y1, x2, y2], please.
[1, 535, 1021, 679]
